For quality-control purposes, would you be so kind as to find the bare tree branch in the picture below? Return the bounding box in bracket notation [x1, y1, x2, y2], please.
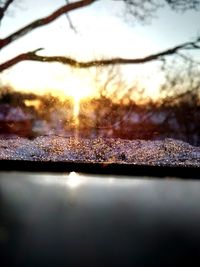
[0, 0, 200, 72]
[0, 38, 200, 72]
[120, 0, 163, 23]
[0, 0, 14, 22]
[0, 0, 96, 50]
[166, 0, 200, 11]
[65, 0, 78, 33]
[115, 0, 200, 23]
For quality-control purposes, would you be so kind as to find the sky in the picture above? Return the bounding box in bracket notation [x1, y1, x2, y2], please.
[0, 0, 200, 100]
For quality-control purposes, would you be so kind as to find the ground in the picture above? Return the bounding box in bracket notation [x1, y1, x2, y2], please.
[0, 136, 199, 167]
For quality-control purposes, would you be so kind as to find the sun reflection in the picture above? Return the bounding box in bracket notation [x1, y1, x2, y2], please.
[108, 178, 115, 184]
[67, 172, 82, 189]
[32, 172, 82, 189]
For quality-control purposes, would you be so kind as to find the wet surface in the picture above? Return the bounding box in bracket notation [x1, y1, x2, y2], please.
[1, 172, 200, 266]
[0, 136, 200, 166]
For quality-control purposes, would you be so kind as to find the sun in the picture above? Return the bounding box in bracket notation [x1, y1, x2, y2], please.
[69, 88, 85, 125]
[61, 71, 95, 124]
[3, 63, 96, 123]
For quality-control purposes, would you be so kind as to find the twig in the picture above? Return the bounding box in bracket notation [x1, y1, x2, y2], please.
[0, 0, 14, 22]
[65, 0, 77, 33]
[0, 0, 95, 49]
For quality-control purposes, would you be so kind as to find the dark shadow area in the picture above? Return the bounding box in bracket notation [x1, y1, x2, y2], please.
[0, 160, 199, 178]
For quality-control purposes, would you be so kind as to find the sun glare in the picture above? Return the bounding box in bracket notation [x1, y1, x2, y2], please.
[67, 172, 82, 189]
[0, 3, 166, 105]
[71, 92, 82, 126]
[61, 72, 95, 125]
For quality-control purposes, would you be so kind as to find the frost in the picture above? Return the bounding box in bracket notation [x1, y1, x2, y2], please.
[0, 136, 199, 166]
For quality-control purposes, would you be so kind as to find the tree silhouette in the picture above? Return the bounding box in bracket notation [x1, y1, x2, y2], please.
[0, 0, 200, 72]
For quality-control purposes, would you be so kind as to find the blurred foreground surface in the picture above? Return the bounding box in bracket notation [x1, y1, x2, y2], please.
[1, 172, 200, 266]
